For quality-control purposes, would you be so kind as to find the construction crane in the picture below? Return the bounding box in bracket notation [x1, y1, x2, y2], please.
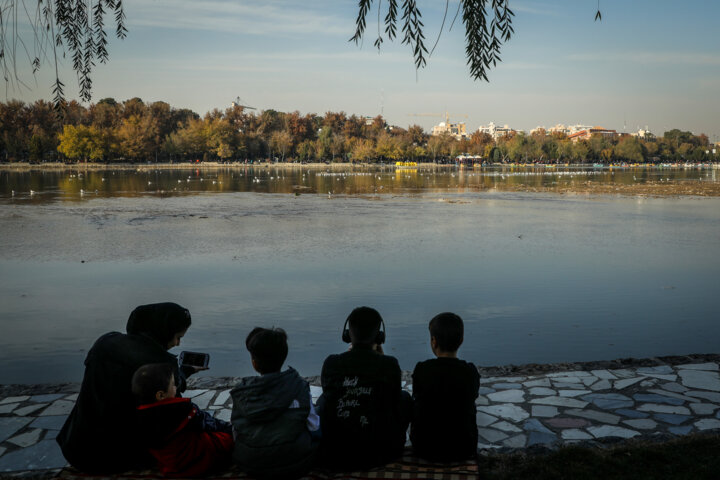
[231, 96, 256, 110]
[408, 112, 468, 124]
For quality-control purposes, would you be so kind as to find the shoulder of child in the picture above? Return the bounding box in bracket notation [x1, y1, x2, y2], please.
[412, 357, 434, 371]
[383, 352, 401, 367]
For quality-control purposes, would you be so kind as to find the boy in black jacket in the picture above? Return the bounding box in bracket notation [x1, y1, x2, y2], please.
[319, 307, 411, 470]
[410, 312, 480, 462]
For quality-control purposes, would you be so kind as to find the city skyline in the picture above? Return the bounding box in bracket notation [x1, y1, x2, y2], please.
[7, 0, 720, 141]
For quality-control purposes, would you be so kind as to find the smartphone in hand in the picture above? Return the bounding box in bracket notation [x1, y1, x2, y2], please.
[178, 351, 210, 368]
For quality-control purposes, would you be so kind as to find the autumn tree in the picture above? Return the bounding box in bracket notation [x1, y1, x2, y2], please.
[330, 133, 346, 162]
[588, 134, 612, 160]
[351, 139, 375, 163]
[57, 125, 104, 162]
[204, 117, 237, 160]
[469, 131, 493, 156]
[88, 99, 120, 130]
[375, 132, 400, 161]
[269, 131, 292, 161]
[323, 112, 347, 133]
[315, 127, 332, 161]
[506, 132, 536, 162]
[166, 117, 207, 160]
[572, 141, 590, 163]
[116, 115, 155, 160]
[343, 115, 365, 140]
[614, 136, 645, 163]
[0, 100, 29, 161]
[257, 110, 285, 136]
[296, 140, 315, 162]
[427, 135, 449, 162]
[407, 125, 427, 146]
[540, 137, 559, 162]
[25, 100, 60, 161]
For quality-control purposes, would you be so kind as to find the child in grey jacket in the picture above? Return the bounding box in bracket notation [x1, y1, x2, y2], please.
[231, 327, 320, 479]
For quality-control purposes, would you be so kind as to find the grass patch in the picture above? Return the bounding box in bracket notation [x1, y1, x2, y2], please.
[480, 433, 720, 480]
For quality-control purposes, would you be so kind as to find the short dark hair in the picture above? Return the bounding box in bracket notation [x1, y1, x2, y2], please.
[131, 363, 174, 405]
[347, 307, 383, 345]
[246, 327, 288, 374]
[429, 312, 464, 352]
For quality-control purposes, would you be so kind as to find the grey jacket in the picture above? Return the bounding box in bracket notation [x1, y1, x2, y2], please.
[231, 367, 318, 477]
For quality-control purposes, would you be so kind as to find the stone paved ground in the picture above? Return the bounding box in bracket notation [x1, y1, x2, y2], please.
[1, 359, 720, 476]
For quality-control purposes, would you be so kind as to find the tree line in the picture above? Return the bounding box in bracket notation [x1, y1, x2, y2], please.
[0, 98, 715, 164]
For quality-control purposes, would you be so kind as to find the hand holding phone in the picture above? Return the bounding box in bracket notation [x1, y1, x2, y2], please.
[179, 351, 210, 369]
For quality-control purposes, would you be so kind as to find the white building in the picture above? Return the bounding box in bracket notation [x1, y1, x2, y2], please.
[477, 122, 516, 140]
[530, 124, 595, 137]
[431, 121, 468, 140]
[630, 127, 654, 140]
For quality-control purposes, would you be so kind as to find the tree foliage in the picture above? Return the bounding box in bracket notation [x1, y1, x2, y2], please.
[350, 2, 610, 81]
[352, 0, 513, 81]
[0, 0, 127, 106]
[0, 2, 610, 106]
[0, 98, 715, 164]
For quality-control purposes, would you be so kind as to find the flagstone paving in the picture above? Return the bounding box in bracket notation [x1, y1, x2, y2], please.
[1, 359, 720, 475]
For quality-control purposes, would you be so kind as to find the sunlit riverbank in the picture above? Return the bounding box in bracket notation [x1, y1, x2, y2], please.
[2, 163, 719, 200]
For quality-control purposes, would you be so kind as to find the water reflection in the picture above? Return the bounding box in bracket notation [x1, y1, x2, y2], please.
[1, 165, 717, 203]
[0, 167, 719, 384]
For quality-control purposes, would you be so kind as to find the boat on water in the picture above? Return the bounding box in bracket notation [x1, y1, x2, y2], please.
[395, 161, 417, 167]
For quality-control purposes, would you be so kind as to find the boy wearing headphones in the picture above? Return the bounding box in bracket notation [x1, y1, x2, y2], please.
[318, 307, 410, 470]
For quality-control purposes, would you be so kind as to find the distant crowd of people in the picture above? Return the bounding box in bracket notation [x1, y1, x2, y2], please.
[56, 303, 480, 478]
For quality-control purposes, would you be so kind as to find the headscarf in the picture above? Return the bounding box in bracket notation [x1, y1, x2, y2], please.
[126, 302, 192, 349]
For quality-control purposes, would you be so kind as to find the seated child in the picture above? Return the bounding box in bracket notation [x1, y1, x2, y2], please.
[319, 307, 411, 470]
[230, 327, 320, 479]
[131, 363, 234, 477]
[410, 312, 480, 462]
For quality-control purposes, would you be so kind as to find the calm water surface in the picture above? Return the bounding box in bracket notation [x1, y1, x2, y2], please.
[0, 166, 718, 384]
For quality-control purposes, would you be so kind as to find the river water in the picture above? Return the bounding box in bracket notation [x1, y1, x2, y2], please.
[1, 166, 718, 384]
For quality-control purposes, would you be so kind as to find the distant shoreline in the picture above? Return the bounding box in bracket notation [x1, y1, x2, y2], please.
[2, 161, 718, 171]
[0, 161, 417, 170]
[3, 161, 720, 197]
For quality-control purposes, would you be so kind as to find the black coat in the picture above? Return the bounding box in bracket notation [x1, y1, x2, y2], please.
[319, 347, 408, 470]
[57, 302, 191, 473]
[410, 357, 480, 461]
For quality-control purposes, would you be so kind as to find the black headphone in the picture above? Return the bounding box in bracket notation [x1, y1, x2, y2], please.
[342, 317, 386, 344]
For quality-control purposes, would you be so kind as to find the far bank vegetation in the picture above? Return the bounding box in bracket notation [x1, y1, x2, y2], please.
[0, 98, 715, 165]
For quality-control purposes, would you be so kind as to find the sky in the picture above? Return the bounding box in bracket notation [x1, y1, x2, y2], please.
[8, 0, 720, 140]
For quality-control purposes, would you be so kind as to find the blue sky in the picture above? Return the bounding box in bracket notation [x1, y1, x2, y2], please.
[12, 0, 720, 140]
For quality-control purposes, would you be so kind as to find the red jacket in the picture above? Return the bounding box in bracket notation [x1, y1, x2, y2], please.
[136, 397, 233, 477]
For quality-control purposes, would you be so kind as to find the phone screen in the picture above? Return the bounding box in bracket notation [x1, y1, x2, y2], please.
[181, 352, 209, 367]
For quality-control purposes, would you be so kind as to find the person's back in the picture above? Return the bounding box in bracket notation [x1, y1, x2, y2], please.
[132, 363, 233, 477]
[410, 313, 480, 462]
[57, 303, 193, 473]
[319, 307, 409, 470]
[231, 327, 319, 478]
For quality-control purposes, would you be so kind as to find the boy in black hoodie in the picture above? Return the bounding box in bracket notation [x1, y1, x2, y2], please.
[132, 363, 233, 477]
[230, 327, 320, 478]
[319, 307, 411, 470]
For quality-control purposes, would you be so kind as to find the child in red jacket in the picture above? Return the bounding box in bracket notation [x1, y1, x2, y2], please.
[132, 363, 233, 477]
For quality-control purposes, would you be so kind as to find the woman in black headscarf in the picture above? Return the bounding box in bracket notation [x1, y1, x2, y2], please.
[57, 302, 197, 473]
